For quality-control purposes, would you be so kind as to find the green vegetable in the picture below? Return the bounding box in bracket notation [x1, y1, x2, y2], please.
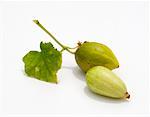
[75, 42, 119, 72]
[86, 66, 130, 99]
[23, 42, 62, 83]
[22, 20, 130, 100]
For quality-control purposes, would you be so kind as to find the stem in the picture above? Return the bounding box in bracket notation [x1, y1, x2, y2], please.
[60, 48, 65, 52]
[33, 20, 75, 54]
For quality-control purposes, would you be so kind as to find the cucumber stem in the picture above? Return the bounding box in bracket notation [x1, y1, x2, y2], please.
[33, 20, 75, 54]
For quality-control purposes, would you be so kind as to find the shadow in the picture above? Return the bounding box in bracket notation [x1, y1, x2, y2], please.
[62, 66, 85, 82]
[84, 86, 128, 104]
[21, 69, 27, 76]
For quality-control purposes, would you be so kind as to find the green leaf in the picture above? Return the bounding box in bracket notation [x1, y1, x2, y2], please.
[23, 42, 62, 83]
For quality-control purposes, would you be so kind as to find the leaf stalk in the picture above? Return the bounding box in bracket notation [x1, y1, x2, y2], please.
[33, 20, 75, 54]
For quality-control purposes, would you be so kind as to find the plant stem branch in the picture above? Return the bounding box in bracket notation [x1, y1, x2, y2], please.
[33, 20, 75, 54]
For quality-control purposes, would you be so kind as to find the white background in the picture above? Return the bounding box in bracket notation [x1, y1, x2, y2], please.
[0, 1, 149, 116]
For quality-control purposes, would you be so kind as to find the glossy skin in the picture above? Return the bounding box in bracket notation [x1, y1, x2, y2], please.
[75, 42, 119, 72]
[86, 66, 127, 99]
